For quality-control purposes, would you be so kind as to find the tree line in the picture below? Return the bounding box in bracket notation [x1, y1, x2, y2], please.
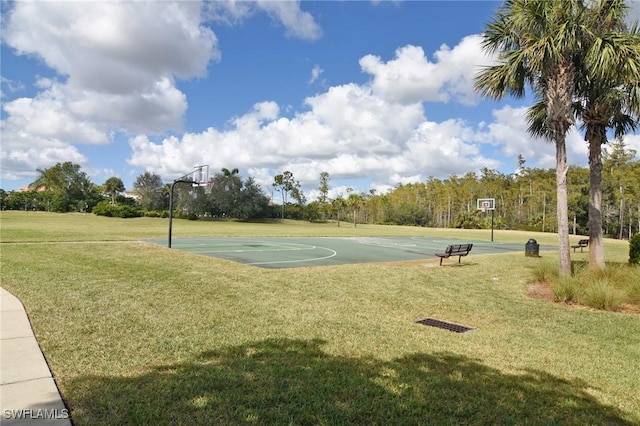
[337, 142, 639, 241]
[0, 163, 274, 220]
[1, 147, 638, 240]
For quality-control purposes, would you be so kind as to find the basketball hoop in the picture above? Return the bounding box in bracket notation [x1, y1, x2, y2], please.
[477, 198, 496, 242]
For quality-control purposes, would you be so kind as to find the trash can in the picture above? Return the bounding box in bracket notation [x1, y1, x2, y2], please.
[525, 239, 539, 257]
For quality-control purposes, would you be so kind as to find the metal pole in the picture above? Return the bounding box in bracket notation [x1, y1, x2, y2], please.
[168, 181, 176, 248]
[168, 179, 195, 248]
[491, 209, 495, 242]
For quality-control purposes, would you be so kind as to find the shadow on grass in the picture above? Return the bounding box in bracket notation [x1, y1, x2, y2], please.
[70, 338, 634, 425]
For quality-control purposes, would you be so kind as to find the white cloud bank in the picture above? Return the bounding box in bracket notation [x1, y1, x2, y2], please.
[1, 0, 218, 179]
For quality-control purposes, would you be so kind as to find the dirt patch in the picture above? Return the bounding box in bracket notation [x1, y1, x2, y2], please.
[526, 282, 555, 302]
[525, 282, 639, 314]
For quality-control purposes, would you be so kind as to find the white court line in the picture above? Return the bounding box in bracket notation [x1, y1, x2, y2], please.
[193, 241, 318, 254]
[174, 241, 316, 253]
[248, 246, 337, 266]
[354, 239, 433, 250]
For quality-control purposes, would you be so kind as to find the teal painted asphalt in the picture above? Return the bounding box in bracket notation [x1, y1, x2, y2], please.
[145, 236, 554, 269]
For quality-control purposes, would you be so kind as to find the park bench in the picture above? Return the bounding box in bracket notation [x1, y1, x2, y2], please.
[435, 244, 473, 265]
[571, 239, 589, 253]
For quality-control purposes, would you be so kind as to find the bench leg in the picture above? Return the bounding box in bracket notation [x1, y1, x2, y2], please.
[439, 257, 443, 265]
[458, 256, 462, 263]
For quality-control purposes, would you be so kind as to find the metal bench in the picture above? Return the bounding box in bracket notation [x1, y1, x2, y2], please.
[435, 244, 473, 265]
[571, 239, 589, 252]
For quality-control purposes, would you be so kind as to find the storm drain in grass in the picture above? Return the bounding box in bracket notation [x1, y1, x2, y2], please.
[414, 317, 476, 333]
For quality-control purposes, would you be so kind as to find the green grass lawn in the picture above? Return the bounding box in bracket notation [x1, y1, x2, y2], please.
[1, 211, 639, 425]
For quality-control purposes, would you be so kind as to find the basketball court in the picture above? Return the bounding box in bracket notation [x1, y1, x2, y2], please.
[144, 236, 553, 269]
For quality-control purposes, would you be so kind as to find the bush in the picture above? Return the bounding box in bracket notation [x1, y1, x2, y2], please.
[577, 278, 627, 311]
[629, 233, 640, 264]
[543, 263, 639, 311]
[530, 261, 557, 284]
[92, 201, 142, 218]
[551, 276, 578, 303]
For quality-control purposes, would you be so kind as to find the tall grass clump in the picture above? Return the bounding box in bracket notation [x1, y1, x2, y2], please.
[552, 276, 579, 303]
[530, 260, 558, 284]
[546, 263, 640, 311]
[578, 277, 628, 311]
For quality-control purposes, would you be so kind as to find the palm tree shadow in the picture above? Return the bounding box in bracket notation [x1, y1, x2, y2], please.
[70, 338, 635, 425]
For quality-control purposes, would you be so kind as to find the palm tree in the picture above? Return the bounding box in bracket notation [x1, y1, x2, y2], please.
[221, 167, 239, 177]
[475, 0, 586, 276]
[576, 1, 640, 268]
[103, 177, 125, 205]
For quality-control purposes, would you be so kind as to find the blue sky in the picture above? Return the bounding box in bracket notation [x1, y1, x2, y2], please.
[1, 1, 639, 200]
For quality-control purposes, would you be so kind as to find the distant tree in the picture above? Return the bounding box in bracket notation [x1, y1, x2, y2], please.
[133, 171, 164, 210]
[318, 172, 330, 204]
[237, 177, 270, 220]
[0, 189, 7, 210]
[273, 171, 301, 219]
[221, 167, 239, 177]
[32, 162, 99, 212]
[103, 177, 125, 205]
[332, 196, 346, 227]
[347, 192, 363, 228]
[604, 141, 638, 239]
[209, 169, 243, 217]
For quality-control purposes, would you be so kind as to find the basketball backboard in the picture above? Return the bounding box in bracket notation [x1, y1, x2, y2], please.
[477, 198, 495, 211]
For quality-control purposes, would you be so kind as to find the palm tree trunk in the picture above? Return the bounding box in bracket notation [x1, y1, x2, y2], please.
[618, 185, 625, 239]
[548, 65, 574, 277]
[556, 138, 572, 277]
[588, 134, 605, 268]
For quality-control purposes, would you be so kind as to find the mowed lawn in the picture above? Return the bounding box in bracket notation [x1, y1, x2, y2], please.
[1, 211, 639, 425]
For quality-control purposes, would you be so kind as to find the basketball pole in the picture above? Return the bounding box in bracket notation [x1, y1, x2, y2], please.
[491, 209, 494, 242]
[168, 166, 208, 248]
[168, 178, 194, 248]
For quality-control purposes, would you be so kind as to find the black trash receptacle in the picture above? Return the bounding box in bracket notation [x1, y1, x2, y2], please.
[525, 239, 539, 257]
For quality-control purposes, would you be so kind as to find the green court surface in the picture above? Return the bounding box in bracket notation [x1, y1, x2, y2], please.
[145, 236, 554, 269]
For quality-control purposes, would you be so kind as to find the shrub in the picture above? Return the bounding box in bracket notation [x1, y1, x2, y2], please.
[577, 278, 627, 311]
[543, 263, 639, 311]
[628, 278, 640, 304]
[530, 261, 557, 284]
[629, 233, 640, 264]
[551, 276, 578, 303]
[92, 201, 142, 218]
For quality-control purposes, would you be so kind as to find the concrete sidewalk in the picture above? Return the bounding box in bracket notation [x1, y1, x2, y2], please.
[1, 287, 71, 425]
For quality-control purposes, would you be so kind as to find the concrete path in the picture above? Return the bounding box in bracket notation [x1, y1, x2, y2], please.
[1, 287, 71, 425]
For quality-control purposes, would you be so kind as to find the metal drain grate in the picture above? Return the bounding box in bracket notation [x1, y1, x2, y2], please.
[414, 317, 476, 333]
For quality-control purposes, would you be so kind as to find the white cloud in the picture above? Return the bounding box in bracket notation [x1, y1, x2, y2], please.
[205, 0, 321, 40]
[128, 94, 507, 197]
[0, 138, 87, 180]
[0, 77, 25, 98]
[359, 35, 496, 105]
[1, 1, 217, 181]
[621, 134, 640, 156]
[256, 0, 322, 40]
[309, 65, 324, 84]
[124, 31, 574, 198]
